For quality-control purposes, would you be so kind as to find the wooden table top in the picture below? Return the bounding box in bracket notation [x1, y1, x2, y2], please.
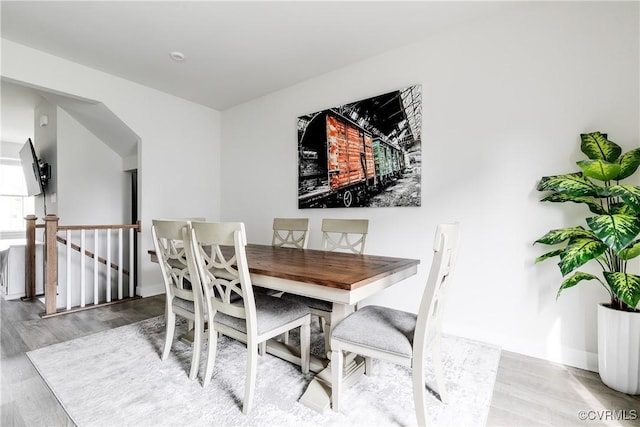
[148, 243, 420, 291]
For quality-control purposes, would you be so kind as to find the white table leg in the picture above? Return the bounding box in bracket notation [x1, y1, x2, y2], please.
[298, 302, 365, 412]
[325, 302, 354, 353]
[298, 352, 366, 412]
[265, 339, 327, 373]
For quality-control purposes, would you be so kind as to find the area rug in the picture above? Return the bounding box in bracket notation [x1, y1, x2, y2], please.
[27, 316, 501, 427]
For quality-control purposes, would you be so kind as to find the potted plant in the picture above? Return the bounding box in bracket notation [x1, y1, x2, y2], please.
[535, 131, 640, 395]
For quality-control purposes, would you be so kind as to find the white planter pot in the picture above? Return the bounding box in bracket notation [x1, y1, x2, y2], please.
[597, 303, 640, 395]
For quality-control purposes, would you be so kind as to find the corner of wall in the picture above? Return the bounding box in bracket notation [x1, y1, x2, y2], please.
[136, 282, 165, 298]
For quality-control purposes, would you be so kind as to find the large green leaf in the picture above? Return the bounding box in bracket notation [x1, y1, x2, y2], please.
[576, 159, 621, 181]
[608, 185, 640, 213]
[609, 202, 638, 215]
[604, 272, 640, 309]
[586, 214, 640, 252]
[557, 272, 608, 300]
[540, 193, 606, 214]
[615, 147, 640, 180]
[535, 227, 594, 245]
[535, 249, 565, 263]
[618, 239, 640, 260]
[580, 132, 622, 162]
[537, 173, 599, 197]
[558, 236, 607, 276]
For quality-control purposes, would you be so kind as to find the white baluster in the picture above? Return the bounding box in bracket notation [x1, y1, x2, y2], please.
[94, 229, 99, 305]
[129, 227, 134, 298]
[106, 229, 112, 303]
[80, 230, 86, 307]
[118, 228, 123, 300]
[66, 229, 71, 310]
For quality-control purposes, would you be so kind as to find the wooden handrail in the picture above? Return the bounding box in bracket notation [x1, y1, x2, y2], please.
[34, 223, 140, 231]
[57, 223, 140, 231]
[56, 235, 130, 276]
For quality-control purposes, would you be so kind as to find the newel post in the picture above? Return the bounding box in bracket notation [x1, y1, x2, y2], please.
[44, 214, 59, 315]
[24, 215, 37, 299]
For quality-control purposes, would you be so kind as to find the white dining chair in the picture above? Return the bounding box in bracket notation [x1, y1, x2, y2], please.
[255, 217, 310, 350]
[271, 217, 310, 249]
[281, 218, 369, 350]
[151, 219, 205, 381]
[320, 218, 368, 254]
[254, 217, 311, 300]
[184, 221, 311, 415]
[330, 223, 461, 426]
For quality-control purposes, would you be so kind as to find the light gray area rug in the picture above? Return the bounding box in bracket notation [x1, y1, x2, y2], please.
[27, 316, 501, 427]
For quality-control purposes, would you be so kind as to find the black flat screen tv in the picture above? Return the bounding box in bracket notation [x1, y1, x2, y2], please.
[19, 138, 44, 196]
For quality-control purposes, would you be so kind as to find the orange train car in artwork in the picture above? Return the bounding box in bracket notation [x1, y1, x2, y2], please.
[326, 113, 375, 191]
[298, 109, 403, 208]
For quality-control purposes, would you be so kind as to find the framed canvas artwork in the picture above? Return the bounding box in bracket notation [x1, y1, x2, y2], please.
[297, 85, 422, 209]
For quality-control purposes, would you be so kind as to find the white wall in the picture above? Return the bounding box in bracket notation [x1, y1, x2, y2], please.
[56, 107, 129, 224]
[34, 99, 57, 216]
[1, 39, 222, 297]
[221, 2, 639, 370]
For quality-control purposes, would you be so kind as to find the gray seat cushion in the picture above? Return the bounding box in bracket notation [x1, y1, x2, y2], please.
[172, 296, 195, 313]
[214, 293, 310, 336]
[280, 293, 332, 312]
[332, 305, 416, 357]
[253, 285, 281, 296]
[170, 279, 197, 313]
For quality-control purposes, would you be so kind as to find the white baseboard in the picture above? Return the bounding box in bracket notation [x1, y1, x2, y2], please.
[444, 323, 600, 373]
[136, 282, 165, 298]
[501, 341, 599, 373]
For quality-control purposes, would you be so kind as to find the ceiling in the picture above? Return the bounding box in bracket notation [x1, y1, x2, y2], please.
[1, 82, 46, 145]
[1, 1, 519, 111]
[1, 81, 139, 157]
[1, 1, 521, 152]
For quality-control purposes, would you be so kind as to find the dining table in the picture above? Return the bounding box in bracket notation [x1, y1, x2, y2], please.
[149, 243, 420, 412]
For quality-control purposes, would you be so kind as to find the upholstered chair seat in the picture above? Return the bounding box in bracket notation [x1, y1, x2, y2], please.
[332, 305, 416, 357]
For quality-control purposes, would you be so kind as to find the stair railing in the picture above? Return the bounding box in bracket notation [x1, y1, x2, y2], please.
[25, 215, 140, 317]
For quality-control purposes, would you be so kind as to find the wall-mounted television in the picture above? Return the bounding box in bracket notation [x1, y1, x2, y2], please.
[19, 138, 49, 196]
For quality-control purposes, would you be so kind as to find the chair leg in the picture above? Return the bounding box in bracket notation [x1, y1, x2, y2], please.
[331, 348, 343, 411]
[412, 356, 428, 427]
[323, 317, 331, 356]
[162, 311, 176, 361]
[432, 340, 448, 404]
[364, 356, 373, 375]
[188, 317, 203, 381]
[258, 341, 266, 356]
[243, 340, 258, 415]
[203, 325, 218, 387]
[300, 322, 310, 374]
[282, 331, 290, 345]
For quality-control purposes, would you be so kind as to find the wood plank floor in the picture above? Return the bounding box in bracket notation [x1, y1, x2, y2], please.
[1, 295, 638, 426]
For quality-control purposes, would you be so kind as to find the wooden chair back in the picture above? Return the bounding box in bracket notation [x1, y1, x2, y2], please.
[414, 223, 461, 353]
[151, 219, 203, 311]
[272, 217, 310, 249]
[320, 218, 369, 254]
